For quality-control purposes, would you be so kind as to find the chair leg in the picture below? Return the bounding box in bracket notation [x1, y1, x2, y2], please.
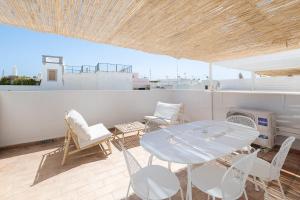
[106, 139, 112, 154]
[277, 179, 287, 200]
[254, 176, 260, 191]
[61, 134, 71, 166]
[180, 187, 184, 200]
[168, 161, 172, 171]
[99, 144, 107, 156]
[126, 182, 131, 200]
[244, 189, 248, 200]
[262, 180, 270, 200]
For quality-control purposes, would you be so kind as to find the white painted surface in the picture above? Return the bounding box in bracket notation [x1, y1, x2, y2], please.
[220, 76, 300, 91]
[0, 90, 170, 146]
[0, 85, 42, 91]
[213, 91, 300, 149]
[141, 120, 259, 164]
[40, 60, 64, 88]
[0, 71, 133, 91]
[0, 90, 211, 147]
[63, 72, 133, 90]
[0, 90, 299, 150]
[171, 90, 212, 122]
[215, 48, 300, 71]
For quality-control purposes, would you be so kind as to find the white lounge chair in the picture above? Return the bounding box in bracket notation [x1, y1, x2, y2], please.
[191, 150, 259, 200]
[145, 101, 183, 170]
[121, 144, 184, 200]
[62, 109, 112, 165]
[144, 101, 183, 132]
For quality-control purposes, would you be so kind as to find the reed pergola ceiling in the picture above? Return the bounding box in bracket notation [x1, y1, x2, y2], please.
[256, 68, 300, 76]
[1, 0, 300, 61]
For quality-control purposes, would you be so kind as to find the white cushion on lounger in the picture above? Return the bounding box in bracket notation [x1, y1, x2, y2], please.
[66, 110, 91, 140]
[78, 123, 112, 148]
[154, 101, 182, 120]
[144, 115, 171, 125]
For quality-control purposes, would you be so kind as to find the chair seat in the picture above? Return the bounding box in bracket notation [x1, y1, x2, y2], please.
[131, 165, 180, 200]
[78, 123, 112, 148]
[231, 154, 272, 181]
[144, 115, 171, 125]
[191, 163, 242, 199]
[250, 158, 272, 181]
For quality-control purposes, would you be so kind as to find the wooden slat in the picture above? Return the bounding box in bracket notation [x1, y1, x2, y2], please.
[1, 0, 300, 61]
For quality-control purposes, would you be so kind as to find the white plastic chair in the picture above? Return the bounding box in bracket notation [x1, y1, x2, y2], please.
[121, 144, 184, 200]
[145, 102, 183, 170]
[248, 136, 295, 199]
[226, 115, 257, 154]
[191, 150, 259, 200]
[226, 115, 257, 130]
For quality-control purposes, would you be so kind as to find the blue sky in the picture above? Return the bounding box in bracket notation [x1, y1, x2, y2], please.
[0, 24, 250, 80]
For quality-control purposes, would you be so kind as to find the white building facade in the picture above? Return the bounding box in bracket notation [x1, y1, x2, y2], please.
[40, 55, 133, 90]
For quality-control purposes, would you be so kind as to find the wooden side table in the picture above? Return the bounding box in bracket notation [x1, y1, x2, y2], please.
[114, 121, 146, 143]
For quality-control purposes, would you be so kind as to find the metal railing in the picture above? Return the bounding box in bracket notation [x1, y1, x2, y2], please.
[64, 63, 132, 74]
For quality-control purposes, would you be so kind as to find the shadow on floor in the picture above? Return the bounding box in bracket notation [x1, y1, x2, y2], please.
[32, 144, 108, 186]
[0, 139, 63, 159]
[111, 135, 141, 151]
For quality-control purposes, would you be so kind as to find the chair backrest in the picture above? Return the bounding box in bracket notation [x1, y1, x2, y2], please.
[154, 101, 183, 122]
[226, 115, 257, 130]
[221, 149, 259, 200]
[65, 110, 91, 141]
[120, 143, 142, 179]
[269, 136, 295, 180]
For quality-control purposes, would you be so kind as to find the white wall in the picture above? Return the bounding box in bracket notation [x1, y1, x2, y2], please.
[171, 90, 212, 122]
[0, 90, 212, 147]
[0, 85, 42, 91]
[40, 62, 64, 88]
[1, 90, 299, 150]
[213, 91, 300, 149]
[220, 76, 300, 91]
[0, 90, 169, 146]
[63, 72, 133, 90]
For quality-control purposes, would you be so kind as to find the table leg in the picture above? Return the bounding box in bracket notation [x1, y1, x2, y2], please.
[186, 164, 192, 200]
[122, 132, 125, 144]
[148, 154, 154, 166]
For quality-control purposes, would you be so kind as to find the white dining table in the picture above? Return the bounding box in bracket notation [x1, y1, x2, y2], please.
[140, 120, 259, 200]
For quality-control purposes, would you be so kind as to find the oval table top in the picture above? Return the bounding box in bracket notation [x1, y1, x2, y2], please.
[140, 120, 259, 164]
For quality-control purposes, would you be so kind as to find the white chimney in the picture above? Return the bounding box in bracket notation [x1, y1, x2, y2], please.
[12, 66, 18, 76]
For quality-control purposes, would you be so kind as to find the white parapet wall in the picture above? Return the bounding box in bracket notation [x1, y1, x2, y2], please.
[0, 90, 212, 147]
[0, 89, 299, 149]
[213, 90, 300, 150]
[220, 76, 300, 91]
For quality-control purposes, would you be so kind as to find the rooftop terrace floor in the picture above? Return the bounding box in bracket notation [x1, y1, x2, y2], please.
[0, 133, 300, 200]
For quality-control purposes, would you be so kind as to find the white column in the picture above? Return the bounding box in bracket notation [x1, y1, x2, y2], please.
[209, 63, 214, 120]
[209, 62, 213, 90]
[251, 71, 256, 91]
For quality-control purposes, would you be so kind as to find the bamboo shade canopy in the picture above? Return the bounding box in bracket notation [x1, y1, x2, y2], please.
[256, 68, 300, 76]
[1, 0, 300, 61]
